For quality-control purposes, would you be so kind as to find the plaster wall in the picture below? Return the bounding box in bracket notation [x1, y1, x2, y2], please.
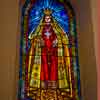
[78, 0, 97, 100]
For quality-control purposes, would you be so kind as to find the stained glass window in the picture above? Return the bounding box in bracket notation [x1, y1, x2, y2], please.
[18, 0, 81, 100]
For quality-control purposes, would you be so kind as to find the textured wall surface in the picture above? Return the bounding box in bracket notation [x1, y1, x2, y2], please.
[78, 0, 97, 100]
[0, 0, 97, 100]
[96, 0, 99, 99]
[90, 0, 98, 99]
[0, 0, 19, 100]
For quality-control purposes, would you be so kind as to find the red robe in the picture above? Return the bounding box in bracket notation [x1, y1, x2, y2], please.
[40, 24, 58, 81]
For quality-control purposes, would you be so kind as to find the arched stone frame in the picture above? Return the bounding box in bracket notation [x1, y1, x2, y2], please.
[70, 0, 97, 100]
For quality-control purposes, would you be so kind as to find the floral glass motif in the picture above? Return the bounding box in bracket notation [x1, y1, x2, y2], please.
[18, 0, 81, 100]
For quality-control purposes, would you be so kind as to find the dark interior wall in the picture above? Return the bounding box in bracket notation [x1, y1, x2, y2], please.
[0, 0, 97, 100]
[69, 0, 97, 99]
[78, 0, 97, 100]
[0, 0, 18, 100]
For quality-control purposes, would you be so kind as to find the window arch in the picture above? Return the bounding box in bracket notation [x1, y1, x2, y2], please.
[18, 0, 81, 99]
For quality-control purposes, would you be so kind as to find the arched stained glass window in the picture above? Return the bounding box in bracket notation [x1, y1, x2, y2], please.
[18, 0, 81, 99]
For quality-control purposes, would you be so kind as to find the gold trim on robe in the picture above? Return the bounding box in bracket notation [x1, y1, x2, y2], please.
[27, 17, 73, 97]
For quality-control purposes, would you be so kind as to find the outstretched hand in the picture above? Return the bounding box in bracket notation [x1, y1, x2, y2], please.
[53, 39, 57, 47]
[40, 38, 45, 47]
